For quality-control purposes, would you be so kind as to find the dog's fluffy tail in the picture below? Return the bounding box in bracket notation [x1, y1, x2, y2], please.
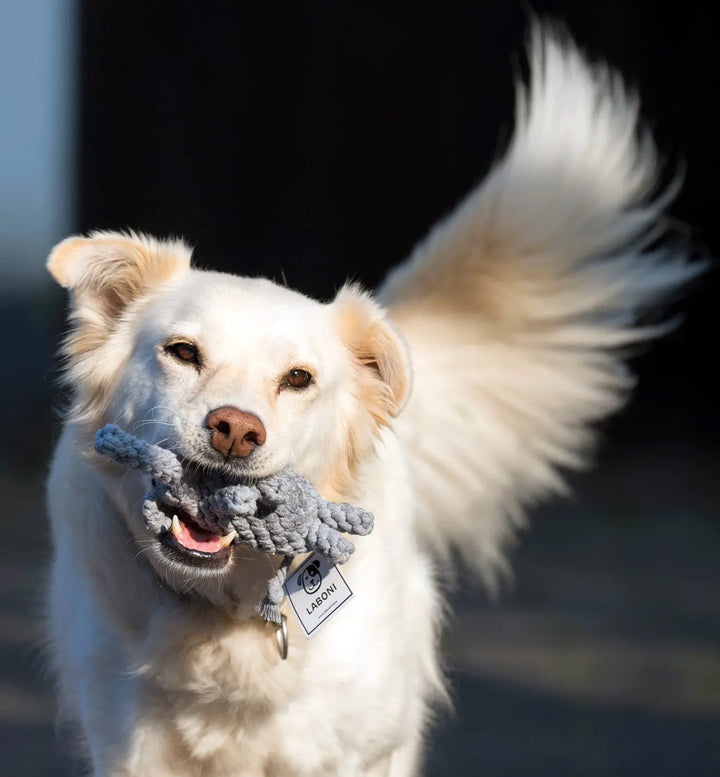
[379, 25, 702, 587]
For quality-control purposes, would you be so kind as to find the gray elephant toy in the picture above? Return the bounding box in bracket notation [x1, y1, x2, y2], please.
[94, 424, 374, 623]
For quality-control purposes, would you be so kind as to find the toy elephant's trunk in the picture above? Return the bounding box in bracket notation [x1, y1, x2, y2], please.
[94, 424, 184, 485]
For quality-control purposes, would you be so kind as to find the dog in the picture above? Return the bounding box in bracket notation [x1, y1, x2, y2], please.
[45, 25, 698, 776]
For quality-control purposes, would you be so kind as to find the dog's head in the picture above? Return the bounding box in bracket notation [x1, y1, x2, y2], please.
[48, 232, 410, 582]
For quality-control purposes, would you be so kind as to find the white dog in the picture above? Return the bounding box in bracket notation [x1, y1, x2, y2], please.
[46, 27, 698, 776]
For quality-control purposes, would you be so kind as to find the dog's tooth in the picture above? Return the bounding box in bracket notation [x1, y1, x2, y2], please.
[218, 528, 237, 548]
[171, 515, 182, 538]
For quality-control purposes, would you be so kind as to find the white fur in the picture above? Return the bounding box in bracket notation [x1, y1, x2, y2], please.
[46, 27, 698, 776]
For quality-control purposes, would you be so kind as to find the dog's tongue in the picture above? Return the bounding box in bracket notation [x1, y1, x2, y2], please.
[172, 514, 232, 553]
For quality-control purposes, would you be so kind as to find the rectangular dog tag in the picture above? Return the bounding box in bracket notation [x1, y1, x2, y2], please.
[284, 553, 354, 638]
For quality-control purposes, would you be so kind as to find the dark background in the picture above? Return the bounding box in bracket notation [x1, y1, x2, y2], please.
[1, 1, 718, 775]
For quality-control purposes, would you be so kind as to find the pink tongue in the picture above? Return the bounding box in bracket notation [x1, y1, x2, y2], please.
[176, 519, 224, 553]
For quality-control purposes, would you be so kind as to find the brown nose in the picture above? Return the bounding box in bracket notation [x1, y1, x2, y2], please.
[206, 406, 266, 458]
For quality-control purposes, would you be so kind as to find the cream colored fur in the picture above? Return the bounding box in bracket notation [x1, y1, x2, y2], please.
[46, 28, 699, 777]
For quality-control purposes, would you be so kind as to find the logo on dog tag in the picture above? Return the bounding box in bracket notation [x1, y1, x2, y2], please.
[284, 553, 354, 637]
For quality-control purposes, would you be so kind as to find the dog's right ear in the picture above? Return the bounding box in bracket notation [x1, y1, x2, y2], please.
[48, 230, 192, 316]
[47, 231, 192, 421]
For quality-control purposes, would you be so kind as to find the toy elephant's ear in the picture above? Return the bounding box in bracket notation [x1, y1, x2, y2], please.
[330, 284, 412, 425]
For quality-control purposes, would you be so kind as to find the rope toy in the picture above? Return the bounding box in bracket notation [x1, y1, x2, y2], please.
[94, 424, 374, 624]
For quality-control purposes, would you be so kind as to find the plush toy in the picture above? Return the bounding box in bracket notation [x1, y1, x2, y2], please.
[94, 424, 374, 624]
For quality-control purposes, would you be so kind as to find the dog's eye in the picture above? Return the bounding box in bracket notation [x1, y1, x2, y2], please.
[283, 368, 313, 389]
[165, 341, 200, 365]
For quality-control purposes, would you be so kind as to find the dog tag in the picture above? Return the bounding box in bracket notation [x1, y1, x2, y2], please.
[284, 553, 354, 637]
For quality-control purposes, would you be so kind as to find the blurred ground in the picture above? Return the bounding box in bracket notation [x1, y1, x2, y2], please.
[430, 441, 720, 776]
[1, 441, 719, 776]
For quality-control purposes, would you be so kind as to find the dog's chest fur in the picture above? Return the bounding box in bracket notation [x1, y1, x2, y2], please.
[134, 612, 396, 774]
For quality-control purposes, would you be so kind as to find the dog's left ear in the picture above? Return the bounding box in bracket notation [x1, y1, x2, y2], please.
[331, 285, 412, 425]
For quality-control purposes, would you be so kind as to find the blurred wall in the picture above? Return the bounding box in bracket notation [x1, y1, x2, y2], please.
[0, 0, 75, 291]
[78, 0, 718, 450]
[0, 1, 716, 460]
[0, 0, 76, 474]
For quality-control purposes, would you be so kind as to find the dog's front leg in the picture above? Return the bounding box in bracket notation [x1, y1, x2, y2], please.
[91, 694, 197, 777]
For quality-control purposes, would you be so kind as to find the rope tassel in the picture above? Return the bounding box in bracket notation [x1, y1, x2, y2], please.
[255, 556, 292, 625]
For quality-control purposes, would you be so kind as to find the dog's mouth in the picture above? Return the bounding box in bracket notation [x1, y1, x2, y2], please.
[178, 448, 275, 483]
[146, 445, 283, 572]
[158, 507, 237, 570]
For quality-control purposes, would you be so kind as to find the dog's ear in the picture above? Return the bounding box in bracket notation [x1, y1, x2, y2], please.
[47, 231, 192, 422]
[48, 231, 191, 316]
[331, 284, 412, 425]
[48, 230, 191, 349]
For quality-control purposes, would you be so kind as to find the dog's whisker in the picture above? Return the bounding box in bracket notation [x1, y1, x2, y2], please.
[133, 419, 175, 431]
[132, 546, 155, 563]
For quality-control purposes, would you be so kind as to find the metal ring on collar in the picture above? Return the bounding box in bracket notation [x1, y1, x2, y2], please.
[276, 614, 288, 660]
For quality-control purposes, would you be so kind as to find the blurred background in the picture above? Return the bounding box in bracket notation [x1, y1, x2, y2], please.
[1, 1, 718, 774]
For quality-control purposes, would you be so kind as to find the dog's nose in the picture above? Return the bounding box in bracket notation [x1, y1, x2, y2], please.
[206, 406, 266, 458]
